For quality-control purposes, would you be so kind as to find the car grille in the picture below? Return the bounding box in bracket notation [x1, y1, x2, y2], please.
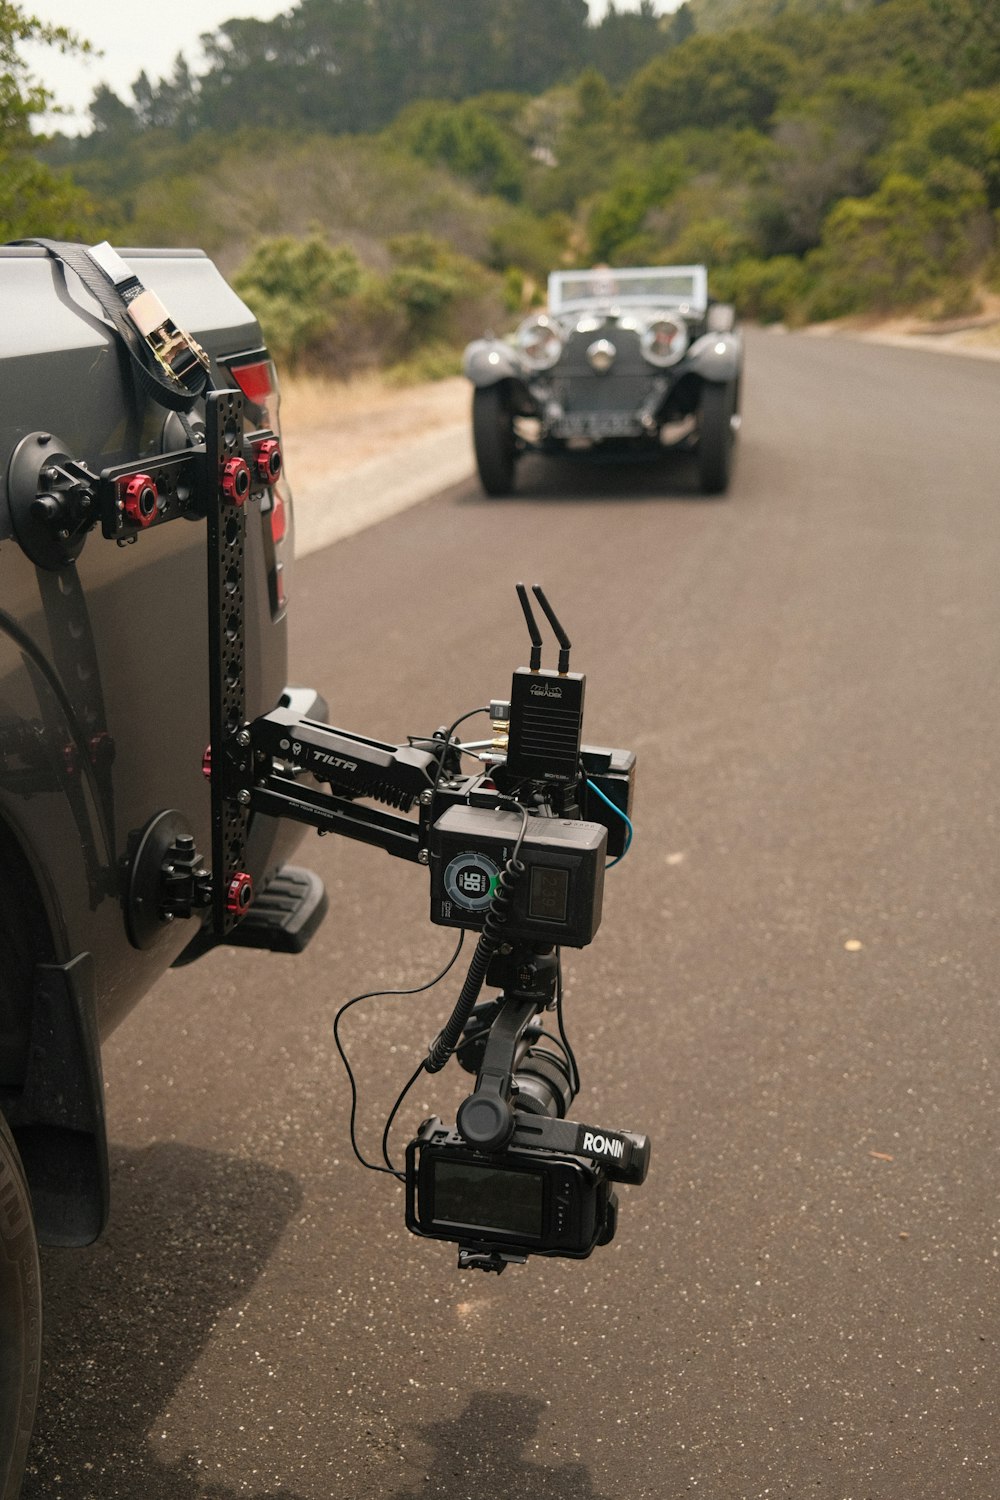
[551, 329, 655, 414]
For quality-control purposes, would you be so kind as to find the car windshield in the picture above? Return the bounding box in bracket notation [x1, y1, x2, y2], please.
[548, 265, 708, 315]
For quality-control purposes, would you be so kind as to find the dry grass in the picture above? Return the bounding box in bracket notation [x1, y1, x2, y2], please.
[278, 373, 470, 488]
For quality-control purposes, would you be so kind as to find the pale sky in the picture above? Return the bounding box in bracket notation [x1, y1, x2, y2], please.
[24, 1, 677, 133]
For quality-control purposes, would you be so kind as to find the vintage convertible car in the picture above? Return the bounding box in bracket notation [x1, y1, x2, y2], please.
[463, 265, 742, 496]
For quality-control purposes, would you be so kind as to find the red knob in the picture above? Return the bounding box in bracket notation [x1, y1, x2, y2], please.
[120, 473, 158, 527]
[254, 438, 282, 484]
[225, 871, 254, 915]
[201, 744, 212, 779]
[221, 457, 251, 503]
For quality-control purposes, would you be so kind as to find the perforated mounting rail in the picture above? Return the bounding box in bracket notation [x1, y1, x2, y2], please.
[204, 389, 255, 936]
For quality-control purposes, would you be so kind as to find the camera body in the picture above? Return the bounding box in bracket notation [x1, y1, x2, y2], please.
[406, 1118, 618, 1265]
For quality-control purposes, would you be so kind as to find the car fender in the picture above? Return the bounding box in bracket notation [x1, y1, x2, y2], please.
[463, 339, 523, 387]
[686, 330, 742, 384]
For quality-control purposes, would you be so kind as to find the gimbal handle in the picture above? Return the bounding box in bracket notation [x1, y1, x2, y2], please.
[455, 951, 559, 1150]
[511, 1115, 650, 1187]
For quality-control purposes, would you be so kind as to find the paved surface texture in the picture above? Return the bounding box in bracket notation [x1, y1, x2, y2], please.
[23, 329, 1000, 1499]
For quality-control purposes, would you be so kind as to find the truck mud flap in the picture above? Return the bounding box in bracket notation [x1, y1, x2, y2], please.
[7, 952, 109, 1248]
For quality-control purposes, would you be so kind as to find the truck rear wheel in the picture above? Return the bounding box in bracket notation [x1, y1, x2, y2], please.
[0, 1111, 41, 1500]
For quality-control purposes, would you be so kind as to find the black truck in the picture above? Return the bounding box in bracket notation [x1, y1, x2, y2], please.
[0, 243, 325, 1497]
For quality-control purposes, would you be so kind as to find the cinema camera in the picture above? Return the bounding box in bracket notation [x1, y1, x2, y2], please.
[110, 391, 648, 1273]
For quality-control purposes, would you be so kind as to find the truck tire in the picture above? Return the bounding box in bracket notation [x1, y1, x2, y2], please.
[0, 1111, 41, 1500]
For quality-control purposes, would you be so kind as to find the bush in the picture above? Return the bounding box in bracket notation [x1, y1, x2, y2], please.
[711, 255, 812, 324]
[883, 88, 1000, 211]
[232, 234, 364, 367]
[384, 342, 464, 385]
[586, 143, 687, 262]
[232, 229, 504, 376]
[805, 161, 993, 318]
[385, 232, 498, 349]
[488, 206, 573, 281]
[0, 150, 104, 241]
[660, 215, 757, 269]
[390, 100, 528, 201]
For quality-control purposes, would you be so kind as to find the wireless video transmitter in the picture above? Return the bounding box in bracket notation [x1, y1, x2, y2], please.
[505, 584, 585, 782]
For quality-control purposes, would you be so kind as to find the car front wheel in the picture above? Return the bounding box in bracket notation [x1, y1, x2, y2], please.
[0, 1111, 41, 1500]
[696, 379, 738, 495]
[472, 386, 517, 497]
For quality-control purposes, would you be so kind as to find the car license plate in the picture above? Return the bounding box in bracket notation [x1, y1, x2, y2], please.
[552, 412, 643, 439]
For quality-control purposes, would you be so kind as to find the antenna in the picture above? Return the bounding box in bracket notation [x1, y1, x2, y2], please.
[531, 585, 571, 674]
[516, 581, 543, 671]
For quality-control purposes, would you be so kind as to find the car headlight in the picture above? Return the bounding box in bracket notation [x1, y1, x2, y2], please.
[640, 314, 688, 368]
[516, 314, 563, 371]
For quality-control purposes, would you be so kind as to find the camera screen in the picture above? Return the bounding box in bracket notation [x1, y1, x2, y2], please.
[528, 865, 570, 923]
[431, 1159, 544, 1239]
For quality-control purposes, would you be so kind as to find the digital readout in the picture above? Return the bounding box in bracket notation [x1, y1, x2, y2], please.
[528, 864, 570, 923]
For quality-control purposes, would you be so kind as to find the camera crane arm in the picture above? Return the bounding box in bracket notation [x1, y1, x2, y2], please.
[246, 708, 438, 866]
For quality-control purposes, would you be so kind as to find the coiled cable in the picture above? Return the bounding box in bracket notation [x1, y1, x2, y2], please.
[424, 849, 525, 1072]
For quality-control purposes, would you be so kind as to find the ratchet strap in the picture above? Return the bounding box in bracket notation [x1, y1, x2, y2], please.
[10, 237, 212, 413]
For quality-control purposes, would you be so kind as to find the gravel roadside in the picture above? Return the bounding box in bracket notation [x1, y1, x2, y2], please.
[278, 374, 472, 558]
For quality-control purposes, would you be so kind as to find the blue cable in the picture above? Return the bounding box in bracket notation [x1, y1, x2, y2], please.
[585, 776, 634, 868]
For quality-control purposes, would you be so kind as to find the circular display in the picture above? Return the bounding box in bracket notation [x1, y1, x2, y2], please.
[443, 850, 501, 910]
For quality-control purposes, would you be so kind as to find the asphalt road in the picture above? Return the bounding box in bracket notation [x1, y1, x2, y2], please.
[23, 329, 1000, 1499]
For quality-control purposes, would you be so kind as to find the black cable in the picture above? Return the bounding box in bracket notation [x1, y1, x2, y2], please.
[431, 706, 491, 795]
[424, 800, 529, 1075]
[332, 931, 465, 1178]
[381, 1055, 429, 1178]
[554, 954, 581, 1097]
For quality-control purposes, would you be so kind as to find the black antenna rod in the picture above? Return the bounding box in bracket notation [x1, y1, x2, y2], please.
[516, 582, 543, 670]
[532, 585, 571, 674]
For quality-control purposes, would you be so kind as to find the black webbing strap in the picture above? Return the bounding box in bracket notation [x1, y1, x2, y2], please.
[10, 238, 210, 413]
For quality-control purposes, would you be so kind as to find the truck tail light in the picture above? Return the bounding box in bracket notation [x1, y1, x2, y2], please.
[225, 352, 292, 620]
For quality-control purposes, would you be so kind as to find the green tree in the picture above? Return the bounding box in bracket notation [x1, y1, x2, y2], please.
[587, 141, 688, 260]
[752, 73, 919, 255]
[588, 1, 671, 87]
[0, 3, 100, 237]
[88, 83, 138, 140]
[573, 67, 614, 127]
[124, 0, 592, 141]
[884, 88, 1000, 210]
[391, 100, 528, 200]
[1, 0, 89, 138]
[807, 159, 992, 317]
[625, 31, 795, 137]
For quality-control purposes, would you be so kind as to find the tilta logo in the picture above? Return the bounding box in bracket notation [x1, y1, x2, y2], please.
[581, 1130, 624, 1160]
[530, 683, 563, 699]
[312, 751, 358, 773]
